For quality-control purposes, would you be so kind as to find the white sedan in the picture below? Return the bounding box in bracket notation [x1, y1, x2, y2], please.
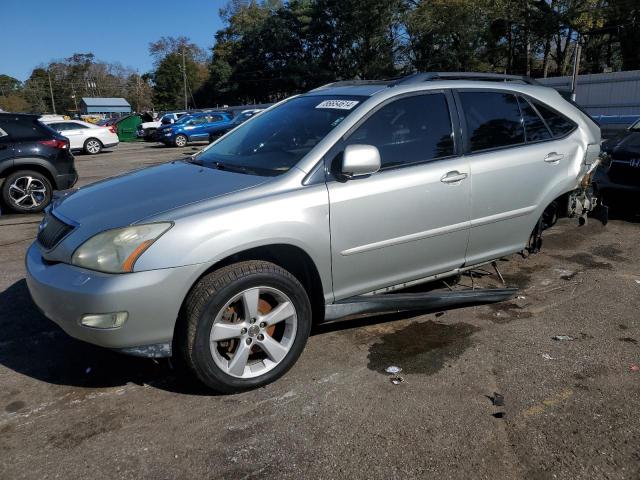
[42, 119, 119, 155]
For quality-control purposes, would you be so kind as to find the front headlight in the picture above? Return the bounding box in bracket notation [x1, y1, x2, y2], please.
[72, 223, 172, 273]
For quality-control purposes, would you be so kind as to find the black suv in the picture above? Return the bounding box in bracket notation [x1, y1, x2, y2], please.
[0, 113, 78, 214]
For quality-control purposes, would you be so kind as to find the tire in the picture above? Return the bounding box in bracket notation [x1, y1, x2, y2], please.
[1, 170, 52, 214]
[180, 260, 312, 393]
[174, 134, 188, 147]
[84, 138, 102, 155]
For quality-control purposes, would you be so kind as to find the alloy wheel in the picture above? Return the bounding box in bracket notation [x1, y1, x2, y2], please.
[86, 139, 101, 154]
[8, 176, 47, 209]
[209, 286, 298, 379]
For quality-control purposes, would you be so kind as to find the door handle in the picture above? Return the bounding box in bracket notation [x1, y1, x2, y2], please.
[440, 171, 468, 184]
[544, 152, 564, 163]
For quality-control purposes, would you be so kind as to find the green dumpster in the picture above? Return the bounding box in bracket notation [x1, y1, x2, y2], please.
[115, 114, 142, 142]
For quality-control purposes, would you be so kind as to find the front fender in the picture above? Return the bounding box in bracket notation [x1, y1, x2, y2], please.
[135, 183, 333, 302]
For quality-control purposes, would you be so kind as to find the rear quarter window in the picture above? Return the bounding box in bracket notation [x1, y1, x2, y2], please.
[531, 101, 577, 138]
[1, 118, 49, 141]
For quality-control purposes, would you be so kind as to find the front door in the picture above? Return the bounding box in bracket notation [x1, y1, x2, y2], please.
[327, 92, 471, 300]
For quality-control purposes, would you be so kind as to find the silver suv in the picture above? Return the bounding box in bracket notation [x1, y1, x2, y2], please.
[26, 73, 601, 392]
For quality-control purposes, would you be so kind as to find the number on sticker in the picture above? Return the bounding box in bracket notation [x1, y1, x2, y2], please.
[315, 100, 360, 110]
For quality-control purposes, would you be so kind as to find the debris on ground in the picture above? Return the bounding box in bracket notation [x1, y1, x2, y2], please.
[385, 366, 402, 375]
[630, 364, 640, 372]
[542, 353, 555, 360]
[390, 376, 404, 385]
[553, 335, 574, 341]
[492, 412, 506, 419]
[492, 392, 505, 406]
[516, 295, 526, 300]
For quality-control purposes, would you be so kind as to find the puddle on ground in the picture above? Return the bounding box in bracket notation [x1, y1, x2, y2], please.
[367, 320, 480, 376]
[553, 252, 613, 270]
[591, 244, 628, 262]
[502, 264, 546, 289]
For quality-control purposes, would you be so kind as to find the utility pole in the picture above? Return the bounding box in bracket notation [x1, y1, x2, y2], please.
[47, 70, 56, 114]
[570, 33, 582, 102]
[71, 84, 78, 113]
[182, 46, 188, 110]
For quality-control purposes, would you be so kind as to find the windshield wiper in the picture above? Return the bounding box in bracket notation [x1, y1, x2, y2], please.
[213, 162, 258, 175]
[187, 156, 203, 166]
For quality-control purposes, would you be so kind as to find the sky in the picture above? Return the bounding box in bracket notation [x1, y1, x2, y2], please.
[1, 0, 227, 81]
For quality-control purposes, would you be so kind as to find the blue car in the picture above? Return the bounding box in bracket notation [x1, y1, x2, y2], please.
[158, 112, 233, 147]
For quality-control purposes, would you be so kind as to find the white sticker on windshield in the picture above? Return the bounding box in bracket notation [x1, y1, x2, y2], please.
[315, 100, 359, 110]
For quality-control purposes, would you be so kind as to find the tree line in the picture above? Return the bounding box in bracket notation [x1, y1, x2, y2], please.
[1, 0, 638, 114]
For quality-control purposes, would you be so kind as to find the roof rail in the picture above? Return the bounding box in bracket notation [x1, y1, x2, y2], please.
[310, 79, 393, 92]
[392, 72, 541, 86]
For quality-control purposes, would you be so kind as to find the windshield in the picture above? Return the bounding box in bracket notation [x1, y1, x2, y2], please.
[193, 95, 366, 176]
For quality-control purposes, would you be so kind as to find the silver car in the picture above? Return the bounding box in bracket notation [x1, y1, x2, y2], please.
[26, 73, 601, 392]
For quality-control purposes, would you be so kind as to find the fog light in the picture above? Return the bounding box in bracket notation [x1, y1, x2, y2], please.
[81, 312, 128, 329]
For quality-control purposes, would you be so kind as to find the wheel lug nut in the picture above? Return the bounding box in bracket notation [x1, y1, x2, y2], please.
[257, 334, 264, 341]
[241, 328, 247, 335]
[259, 322, 266, 328]
[246, 338, 252, 345]
[250, 318, 256, 324]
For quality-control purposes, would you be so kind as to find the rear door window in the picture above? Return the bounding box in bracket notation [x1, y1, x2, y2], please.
[530, 101, 576, 137]
[518, 97, 552, 142]
[458, 91, 524, 152]
[2, 118, 47, 141]
[346, 92, 455, 169]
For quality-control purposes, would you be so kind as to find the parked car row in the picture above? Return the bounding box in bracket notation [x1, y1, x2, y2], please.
[136, 109, 263, 147]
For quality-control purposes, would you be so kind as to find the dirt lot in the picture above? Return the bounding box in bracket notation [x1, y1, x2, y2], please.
[1, 142, 639, 480]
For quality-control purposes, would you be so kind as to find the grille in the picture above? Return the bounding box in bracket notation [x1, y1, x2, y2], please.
[37, 213, 74, 250]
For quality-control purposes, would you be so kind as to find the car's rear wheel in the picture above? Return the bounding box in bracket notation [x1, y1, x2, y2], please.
[179, 260, 312, 393]
[84, 138, 102, 155]
[1, 170, 52, 213]
[174, 134, 188, 147]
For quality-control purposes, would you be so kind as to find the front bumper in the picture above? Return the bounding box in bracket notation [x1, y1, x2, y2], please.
[25, 243, 202, 356]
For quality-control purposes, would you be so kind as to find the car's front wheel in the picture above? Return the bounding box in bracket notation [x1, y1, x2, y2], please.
[179, 261, 312, 393]
[1, 170, 52, 213]
[174, 134, 188, 147]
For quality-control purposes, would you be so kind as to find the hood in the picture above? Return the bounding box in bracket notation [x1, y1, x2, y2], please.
[54, 161, 269, 230]
[612, 132, 640, 159]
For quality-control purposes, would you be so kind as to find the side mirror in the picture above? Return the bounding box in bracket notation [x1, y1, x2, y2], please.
[341, 144, 381, 178]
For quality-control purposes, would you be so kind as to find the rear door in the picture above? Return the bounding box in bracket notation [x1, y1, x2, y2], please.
[456, 89, 578, 264]
[51, 122, 84, 149]
[327, 91, 471, 299]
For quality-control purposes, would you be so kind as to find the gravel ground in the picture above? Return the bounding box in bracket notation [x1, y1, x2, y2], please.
[1, 142, 639, 480]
